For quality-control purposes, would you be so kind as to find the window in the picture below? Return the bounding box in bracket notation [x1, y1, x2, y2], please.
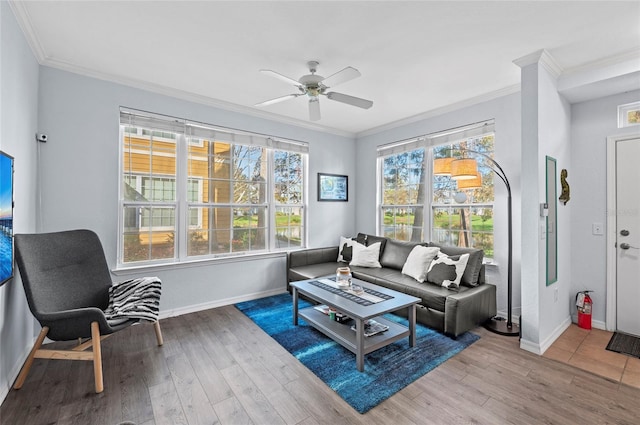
[378, 121, 495, 258]
[119, 109, 307, 266]
[618, 101, 640, 128]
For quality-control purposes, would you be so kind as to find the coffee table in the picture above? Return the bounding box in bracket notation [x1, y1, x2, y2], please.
[290, 276, 421, 372]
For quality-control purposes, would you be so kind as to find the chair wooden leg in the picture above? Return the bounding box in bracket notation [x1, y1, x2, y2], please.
[13, 326, 49, 390]
[153, 321, 164, 346]
[91, 322, 103, 393]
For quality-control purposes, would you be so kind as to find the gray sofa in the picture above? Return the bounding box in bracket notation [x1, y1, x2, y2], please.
[287, 233, 497, 337]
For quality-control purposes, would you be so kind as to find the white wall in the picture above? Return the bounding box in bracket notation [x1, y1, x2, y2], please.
[36, 67, 356, 316]
[537, 63, 572, 345]
[355, 93, 522, 320]
[0, 1, 40, 403]
[570, 89, 640, 326]
[518, 53, 573, 354]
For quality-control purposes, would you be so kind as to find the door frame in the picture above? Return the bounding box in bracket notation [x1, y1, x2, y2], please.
[605, 133, 640, 331]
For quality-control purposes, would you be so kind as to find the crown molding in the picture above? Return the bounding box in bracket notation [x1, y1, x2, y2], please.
[562, 47, 640, 76]
[8, 1, 47, 63]
[513, 49, 563, 78]
[41, 56, 357, 139]
[356, 84, 521, 139]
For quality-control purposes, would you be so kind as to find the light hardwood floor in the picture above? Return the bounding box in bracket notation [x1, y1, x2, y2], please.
[1, 304, 639, 425]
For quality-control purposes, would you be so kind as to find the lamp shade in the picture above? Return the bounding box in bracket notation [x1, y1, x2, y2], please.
[456, 172, 482, 189]
[451, 158, 478, 180]
[433, 157, 453, 175]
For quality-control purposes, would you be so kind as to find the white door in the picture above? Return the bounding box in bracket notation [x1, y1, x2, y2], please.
[616, 137, 640, 336]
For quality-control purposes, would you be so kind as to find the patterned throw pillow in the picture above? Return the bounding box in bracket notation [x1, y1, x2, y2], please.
[426, 253, 470, 290]
[337, 236, 355, 262]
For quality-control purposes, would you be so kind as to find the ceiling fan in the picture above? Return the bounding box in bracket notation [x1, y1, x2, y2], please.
[255, 61, 373, 121]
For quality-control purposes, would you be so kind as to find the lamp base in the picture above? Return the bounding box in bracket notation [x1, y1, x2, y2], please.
[484, 317, 520, 337]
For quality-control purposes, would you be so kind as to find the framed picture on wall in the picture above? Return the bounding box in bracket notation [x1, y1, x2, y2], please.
[318, 173, 348, 202]
[0, 150, 14, 287]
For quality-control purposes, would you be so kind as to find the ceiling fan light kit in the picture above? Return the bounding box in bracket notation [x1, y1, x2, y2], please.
[256, 61, 373, 121]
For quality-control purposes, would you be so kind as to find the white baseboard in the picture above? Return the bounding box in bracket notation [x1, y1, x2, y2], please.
[570, 314, 606, 331]
[495, 309, 521, 325]
[158, 288, 287, 319]
[520, 316, 572, 355]
[0, 342, 34, 406]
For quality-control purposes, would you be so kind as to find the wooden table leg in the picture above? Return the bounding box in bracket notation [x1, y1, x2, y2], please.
[355, 318, 364, 372]
[292, 287, 299, 326]
[408, 304, 416, 347]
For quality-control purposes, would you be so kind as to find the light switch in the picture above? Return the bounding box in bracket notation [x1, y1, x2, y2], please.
[592, 223, 603, 235]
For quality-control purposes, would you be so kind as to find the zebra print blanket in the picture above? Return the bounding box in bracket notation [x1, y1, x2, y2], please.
[104, 276, 161, 324]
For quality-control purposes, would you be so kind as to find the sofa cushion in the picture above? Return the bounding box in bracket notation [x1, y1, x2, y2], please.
[353, 267, 468, 313]
[289, 263, 340, 281]
[429, 243, 484, 287]
[427, 253, 470, 290]
[350, 241, 382, 268]
[401, 246, 440, 283]
[380, 238, 423, 270]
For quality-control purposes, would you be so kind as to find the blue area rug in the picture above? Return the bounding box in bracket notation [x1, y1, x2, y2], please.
[235, 293, 479, 413]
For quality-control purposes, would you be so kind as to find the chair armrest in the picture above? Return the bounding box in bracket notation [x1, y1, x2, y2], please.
[37, 307, 113, 341]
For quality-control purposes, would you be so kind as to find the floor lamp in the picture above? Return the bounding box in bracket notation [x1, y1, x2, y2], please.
[435, 148, 520, 337]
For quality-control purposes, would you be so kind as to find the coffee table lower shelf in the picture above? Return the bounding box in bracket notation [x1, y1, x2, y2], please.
[298, 307, 410, 357]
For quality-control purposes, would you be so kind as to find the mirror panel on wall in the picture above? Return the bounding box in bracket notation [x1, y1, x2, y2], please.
[546, 156, 557, 285]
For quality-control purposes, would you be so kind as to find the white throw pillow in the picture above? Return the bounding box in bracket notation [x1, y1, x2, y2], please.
[426, 253, 470, 290]
[401, 246, 441, 283]
[350, 241, 382, 268]
[337, 236, 356, 262]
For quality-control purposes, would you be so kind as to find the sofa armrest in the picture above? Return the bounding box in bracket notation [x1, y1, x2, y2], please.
[444, 283, 496, 337]
[288, 247, 339, 268]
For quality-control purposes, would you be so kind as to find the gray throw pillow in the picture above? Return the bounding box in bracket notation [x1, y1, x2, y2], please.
[380, 239, 425, 270]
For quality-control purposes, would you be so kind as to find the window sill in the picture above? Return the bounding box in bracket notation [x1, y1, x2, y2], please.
[112, 251, 287, 276]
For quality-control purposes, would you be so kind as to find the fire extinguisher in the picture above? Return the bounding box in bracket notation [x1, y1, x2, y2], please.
[576, 290, 593, 330]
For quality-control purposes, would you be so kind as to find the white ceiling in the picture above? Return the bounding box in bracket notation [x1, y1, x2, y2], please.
[10, 1, 640, 136]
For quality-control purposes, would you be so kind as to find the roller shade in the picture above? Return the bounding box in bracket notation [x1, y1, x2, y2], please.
[377, 120, 495, 157]
[120, 108, 309, 153]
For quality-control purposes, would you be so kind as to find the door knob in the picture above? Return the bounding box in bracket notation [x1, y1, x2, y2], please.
[620, 243, 639, 250]
[620, 229, 630, 236]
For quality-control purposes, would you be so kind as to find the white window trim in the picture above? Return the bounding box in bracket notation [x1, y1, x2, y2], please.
[618, 101, 640, 128]
[377, 120, 495, 246]
[117, 109, 308, 269]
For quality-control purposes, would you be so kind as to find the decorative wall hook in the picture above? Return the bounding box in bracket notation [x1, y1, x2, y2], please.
[559, 168, 570, 205]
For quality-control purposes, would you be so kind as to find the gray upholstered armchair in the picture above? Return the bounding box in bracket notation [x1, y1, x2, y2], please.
[13, 229, 163, 393]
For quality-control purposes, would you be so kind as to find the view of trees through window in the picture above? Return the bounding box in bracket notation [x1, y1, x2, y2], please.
[381, 133, 495, 258]
[120, 117, 305, 265]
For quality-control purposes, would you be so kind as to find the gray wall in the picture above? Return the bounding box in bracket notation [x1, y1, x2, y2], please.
[570, 89, 640, 325]
[36, 67, 356, 316]
[355, 93, 522, 320]
[0, 1, 40, 402]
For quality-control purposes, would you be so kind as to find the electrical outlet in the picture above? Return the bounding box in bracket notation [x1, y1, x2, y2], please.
[554, 288, 558, 303]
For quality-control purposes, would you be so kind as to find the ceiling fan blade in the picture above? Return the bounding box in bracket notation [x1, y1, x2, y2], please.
[255, 94, 302, 107]
[325, 92, 373, 109]
[320, 66, 361, 88]
[309, 97, 321, 121]
[259, 69, 302, 87]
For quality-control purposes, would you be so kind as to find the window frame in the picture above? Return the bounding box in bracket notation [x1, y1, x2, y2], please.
[117, 110, 308, 268]
[377, 121, 495, 255]
[618, 101, 640, 128]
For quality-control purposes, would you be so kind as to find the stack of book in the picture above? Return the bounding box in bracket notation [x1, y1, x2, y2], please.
[350, 319, 389, 337]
